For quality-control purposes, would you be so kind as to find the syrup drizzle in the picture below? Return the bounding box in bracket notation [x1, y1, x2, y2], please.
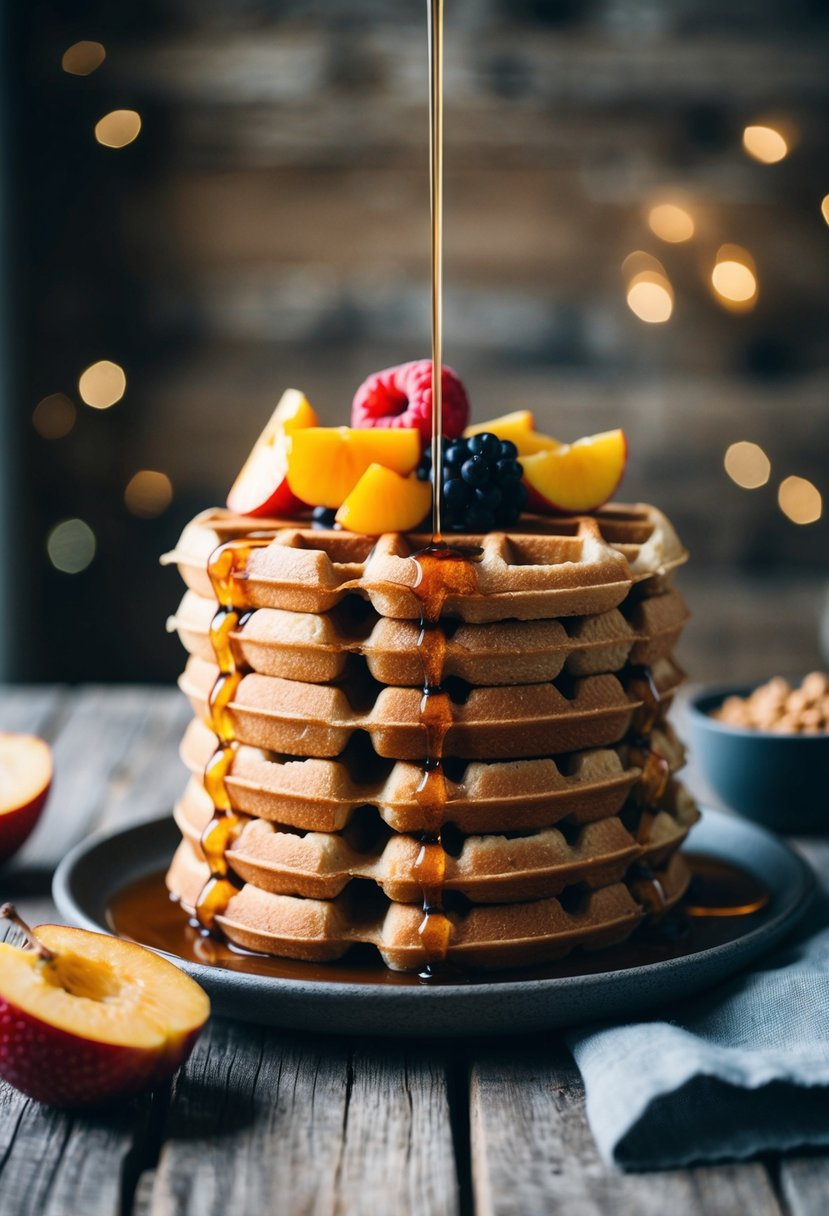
[195, 538, 270, 929]
[411, 548, 477, 974]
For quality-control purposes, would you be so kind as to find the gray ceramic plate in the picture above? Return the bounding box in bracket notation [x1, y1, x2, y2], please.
[53, 808, 814, 1037]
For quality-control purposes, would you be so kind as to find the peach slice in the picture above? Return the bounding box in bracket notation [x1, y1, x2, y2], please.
[287, 427, 421, 509]
[465, 410, 560, 457]
[0, 918, 210, 1107]
[0, 733, 52, 864]
[226, 388, 318, 517]
[521, 428, 628, 514]
[335, 464, 431, 535]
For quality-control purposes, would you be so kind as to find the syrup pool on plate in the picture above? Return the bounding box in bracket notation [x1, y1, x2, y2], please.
[107, 854, 771, 988]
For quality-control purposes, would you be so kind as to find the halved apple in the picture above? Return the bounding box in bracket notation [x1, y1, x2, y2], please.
[465, 410, 560, 457]
[0, 922, 210, 1107]
[0, 733, 52, 864]
[335, 463, 432, 535]
[521, 429, 628, 514]
[226, 388, 318, 517]
[287, 427, 421, 509]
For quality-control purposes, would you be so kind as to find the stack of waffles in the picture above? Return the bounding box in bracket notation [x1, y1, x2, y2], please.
[163, 503, 698, 972]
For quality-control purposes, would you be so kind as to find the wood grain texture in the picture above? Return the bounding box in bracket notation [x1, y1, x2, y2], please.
[8, 687, 188, 873]
[781, 1156, 829, 1216]
[0, 686, 65, 737]
[470, 1047, 783, 1216]
[0, 1086, 152, 1216]
[146, 1021, 458, 1216]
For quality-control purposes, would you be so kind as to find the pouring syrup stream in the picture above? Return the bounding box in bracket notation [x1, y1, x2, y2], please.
[429, 0, 445, 542]
[410, 0, 480, 975]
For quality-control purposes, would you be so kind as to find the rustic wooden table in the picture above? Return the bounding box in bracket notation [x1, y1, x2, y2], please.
[1, 685, 827, 1216]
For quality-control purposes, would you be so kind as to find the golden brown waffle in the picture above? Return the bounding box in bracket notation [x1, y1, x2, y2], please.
[168, 585, 689, 688]
[166, 844, 690, 970]
[162, 504, 686, 623]
[174, 776, 697, 904]
[179, 717, 645, 834]
[179, 653, 684, 761]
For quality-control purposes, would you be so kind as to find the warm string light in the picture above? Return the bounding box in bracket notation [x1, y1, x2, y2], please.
[58, 54, 144, 573]
[47, 519, 96, 574]
[742, 124, 789, 165]
[647, 203, 694, 243]
[821, 195, 829, 227]
[78, 360, 126, 409]
[95, 110, 141, 149]
[62, 41, 106, 76]
[724, 441, 770, 490]
[622, 251, 673, 323]
[32, 394, 76, 440]
[778, 477, 822, 525]
[124, 471, 173, 518]
[711, 244, 757, 312]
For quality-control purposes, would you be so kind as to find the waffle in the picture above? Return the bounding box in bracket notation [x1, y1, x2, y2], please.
[166, 842, 691, 970]
[163, 496, 693, 972]
[174, 772, 697, 904]
[179, 716, 646, 834]
[168, 585, 689, 688]
[179, 653, 684, 761]
[162, 504, 687, 623]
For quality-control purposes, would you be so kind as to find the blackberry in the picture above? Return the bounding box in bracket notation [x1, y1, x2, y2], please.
[416, 432, 526, 533]
[311, 506, 339, 529]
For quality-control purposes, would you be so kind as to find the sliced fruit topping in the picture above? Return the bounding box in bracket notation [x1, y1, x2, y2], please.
[351, 360, 470, 442]
[0, 733, 52, 864]
[521, 428, 628, 515]
[335, 464, 431, 535]
[286, 427, 421, 509]
[465, 409, 560, 457]
[419, 432, 528, 532]
[0, 907, 210, 1107]
[226, 388, 318, 518]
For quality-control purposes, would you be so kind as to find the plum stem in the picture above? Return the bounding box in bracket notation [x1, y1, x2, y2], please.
[0, 903, 55, 962]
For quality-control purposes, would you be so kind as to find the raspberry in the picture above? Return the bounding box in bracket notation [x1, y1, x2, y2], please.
[351, 360, 470, 443]
[417, 433, 528, 532]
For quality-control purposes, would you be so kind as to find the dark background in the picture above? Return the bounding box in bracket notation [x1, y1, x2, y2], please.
[4, 0, 829, 685]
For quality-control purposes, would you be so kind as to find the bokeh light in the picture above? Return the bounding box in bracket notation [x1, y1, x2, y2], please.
[32, 393, 76, 440]
[124, 470, 174, 518]
[778, 476, 822, 525]
[94, 110, 142, 149]
[647, 203, 695, 243]
[47, 519, 97, 574]
[711, 245, 757, 311]
[724, 441, 771, 489]
[626, 276, 673, 323]
[821, 195, 829, 227]
[78, 360, 126, 409]
[621, 251, 666, 281]
[61, 41, 106, 76]
[622, 252, 673, 323]
[742, 125, 788, 164]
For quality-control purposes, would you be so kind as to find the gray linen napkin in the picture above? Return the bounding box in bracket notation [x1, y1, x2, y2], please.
[566, 890, 829, 1170]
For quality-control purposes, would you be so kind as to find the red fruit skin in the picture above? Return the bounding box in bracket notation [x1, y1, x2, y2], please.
[226, 446, 307, 519]
[0, 993, 203, 1107]
[0, 788, 48, 865]
[351, 361, 470, 442]
[227, 477, 305, 519]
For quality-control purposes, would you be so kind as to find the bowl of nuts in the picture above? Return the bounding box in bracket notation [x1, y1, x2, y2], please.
[688, 673, 829, 833]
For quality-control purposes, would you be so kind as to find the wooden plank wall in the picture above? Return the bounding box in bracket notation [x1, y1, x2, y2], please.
[15, 1, 829, 681]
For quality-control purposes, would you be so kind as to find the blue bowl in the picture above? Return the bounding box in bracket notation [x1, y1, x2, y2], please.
[687, 682, 829, 834]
